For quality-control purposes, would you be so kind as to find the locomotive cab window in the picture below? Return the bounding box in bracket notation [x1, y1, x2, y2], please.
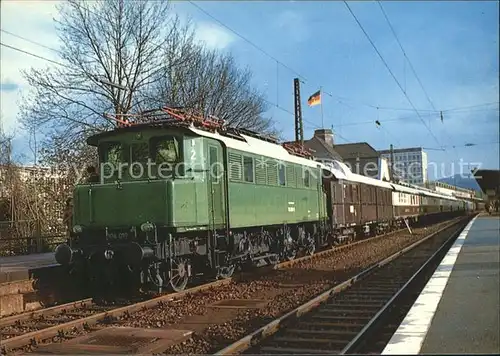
[130, 143, 149, 163]
[100, 142, 125, 165]
[151, 136, 180, 165]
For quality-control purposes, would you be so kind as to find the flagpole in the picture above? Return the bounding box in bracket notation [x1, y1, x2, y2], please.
[320, 86, 324, 128]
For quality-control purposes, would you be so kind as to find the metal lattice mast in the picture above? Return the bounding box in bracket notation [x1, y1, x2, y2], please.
[294, 78, 304, 144]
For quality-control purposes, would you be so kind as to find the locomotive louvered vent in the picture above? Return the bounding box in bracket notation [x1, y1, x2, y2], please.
[255, 156, 267, 184]
[267, 161, 278, 185]
[286, 164, 296, 187]
[229, 152, 242, 181]
[309, 172, 316, 188]
[295, 166, 303, 188]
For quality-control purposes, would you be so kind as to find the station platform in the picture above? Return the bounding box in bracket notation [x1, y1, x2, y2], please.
[383, 214, 500, 354]
[0, 252, 58, 283]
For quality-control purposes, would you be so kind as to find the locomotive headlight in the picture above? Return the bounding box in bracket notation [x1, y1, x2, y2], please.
[140, 222, 154, 232]
[73, 225, 83, 234]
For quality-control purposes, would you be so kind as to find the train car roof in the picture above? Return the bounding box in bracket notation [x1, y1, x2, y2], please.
[318, 160, 392, 188]
[318, 161, 349, 180]
[390, 183, 422, 195]
[188, 126, 321, 169]
[346, 170, 394, 189]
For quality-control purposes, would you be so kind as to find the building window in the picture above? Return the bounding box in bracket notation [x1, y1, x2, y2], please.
[243, 156, 254, 183]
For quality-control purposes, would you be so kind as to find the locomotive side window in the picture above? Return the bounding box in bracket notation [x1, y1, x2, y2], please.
[278, 163, 286, 186]
[243, 156, 254, 183]
[304, 169, 310, 188]
[151, 136, 180, 164]
[209, 146, 219, 182]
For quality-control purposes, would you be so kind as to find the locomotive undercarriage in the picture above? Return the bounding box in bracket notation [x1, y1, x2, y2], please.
[55, 211, 464, 295]
[55, 221, 326, 294]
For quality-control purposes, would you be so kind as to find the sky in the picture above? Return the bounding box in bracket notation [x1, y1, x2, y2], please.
[1, 0, 499, 180]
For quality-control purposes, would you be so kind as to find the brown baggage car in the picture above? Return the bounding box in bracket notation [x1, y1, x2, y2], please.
[323, 172, 394, 231]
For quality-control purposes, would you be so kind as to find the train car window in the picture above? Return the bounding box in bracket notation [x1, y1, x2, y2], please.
[243, 156, 254, 183]
[278, 163, 286, 186]
[151, 136, 180, 164]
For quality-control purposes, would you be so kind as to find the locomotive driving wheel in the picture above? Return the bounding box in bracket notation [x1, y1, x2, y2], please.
[169, 257, 189, 292]
[306, 241, 316, 256]
[217, 264, 236, 279]
[265, 254, 279, 266]
[283, 246, 297, 261]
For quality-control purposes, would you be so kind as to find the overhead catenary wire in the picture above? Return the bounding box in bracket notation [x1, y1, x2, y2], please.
[424, 141, 500, 150]
[186, 2, 455, 117]
[377, 1, 438, 113]
[375, 3, 465, 162]
[343, 1, 443, 149]
[3, 31, 495, 145]
[188, 1, 307, 82]
[1, 38, 350, 143]
[2, 4, 497, 146]
[3, 20, 497, 118]
[0, 41, 70, 69]
[188, 0, 492, 154]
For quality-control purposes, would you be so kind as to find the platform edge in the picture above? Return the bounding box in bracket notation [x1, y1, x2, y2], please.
[381, 215, 478, 355]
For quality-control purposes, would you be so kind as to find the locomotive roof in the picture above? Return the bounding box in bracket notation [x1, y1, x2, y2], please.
[85, 124, 192, 146]
[86, 121, 461, 202]
[187, 126, 322, 169]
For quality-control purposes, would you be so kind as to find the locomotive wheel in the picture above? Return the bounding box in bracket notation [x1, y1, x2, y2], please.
[218, 264, 236, 279]
[306, 242, 316, 256]
[265, 254, 279, 266]
[284, 247, 297, 261]
[169, 258, 189, 292]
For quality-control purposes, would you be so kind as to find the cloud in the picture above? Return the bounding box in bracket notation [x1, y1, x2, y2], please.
[0, 1, 60, 134]
[194, 22, 236, 50]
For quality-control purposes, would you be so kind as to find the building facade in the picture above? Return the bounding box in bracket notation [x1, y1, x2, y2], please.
[378, 147, 428, 185]
[425, 181, 476, 200]
[333, 142, 382, 179]
[303, 129, 344, 164]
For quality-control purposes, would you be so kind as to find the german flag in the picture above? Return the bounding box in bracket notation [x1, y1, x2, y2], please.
[307, 90, 321, 106]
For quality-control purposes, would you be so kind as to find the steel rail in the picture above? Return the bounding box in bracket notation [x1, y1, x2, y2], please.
[0, 278, 232, 352]
[213, 215, 472, 355]
[0, 222, 418, 328]
[0, 298, 94, 328]
[275, 216, 465, 270]
[339, 217, 467, 354]
[0, 215, 464, 353]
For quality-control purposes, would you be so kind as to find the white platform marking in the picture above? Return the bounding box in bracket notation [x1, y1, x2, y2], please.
[382, 215, 479, 355]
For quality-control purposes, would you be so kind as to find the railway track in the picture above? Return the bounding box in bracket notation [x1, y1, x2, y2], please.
[0, 279, 232, 353]
[0, 216, 464, 354]
[214, 215, 472, 355]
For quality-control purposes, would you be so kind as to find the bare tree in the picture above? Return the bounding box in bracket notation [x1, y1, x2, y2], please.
[20, 0, 194, 142]
[20, 0, 276, 164]
[0, 116, 11, 166]
[144, 47, 275, 134]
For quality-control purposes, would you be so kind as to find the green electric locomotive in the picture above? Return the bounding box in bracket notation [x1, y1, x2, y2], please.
[55, 107, 328, 292]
